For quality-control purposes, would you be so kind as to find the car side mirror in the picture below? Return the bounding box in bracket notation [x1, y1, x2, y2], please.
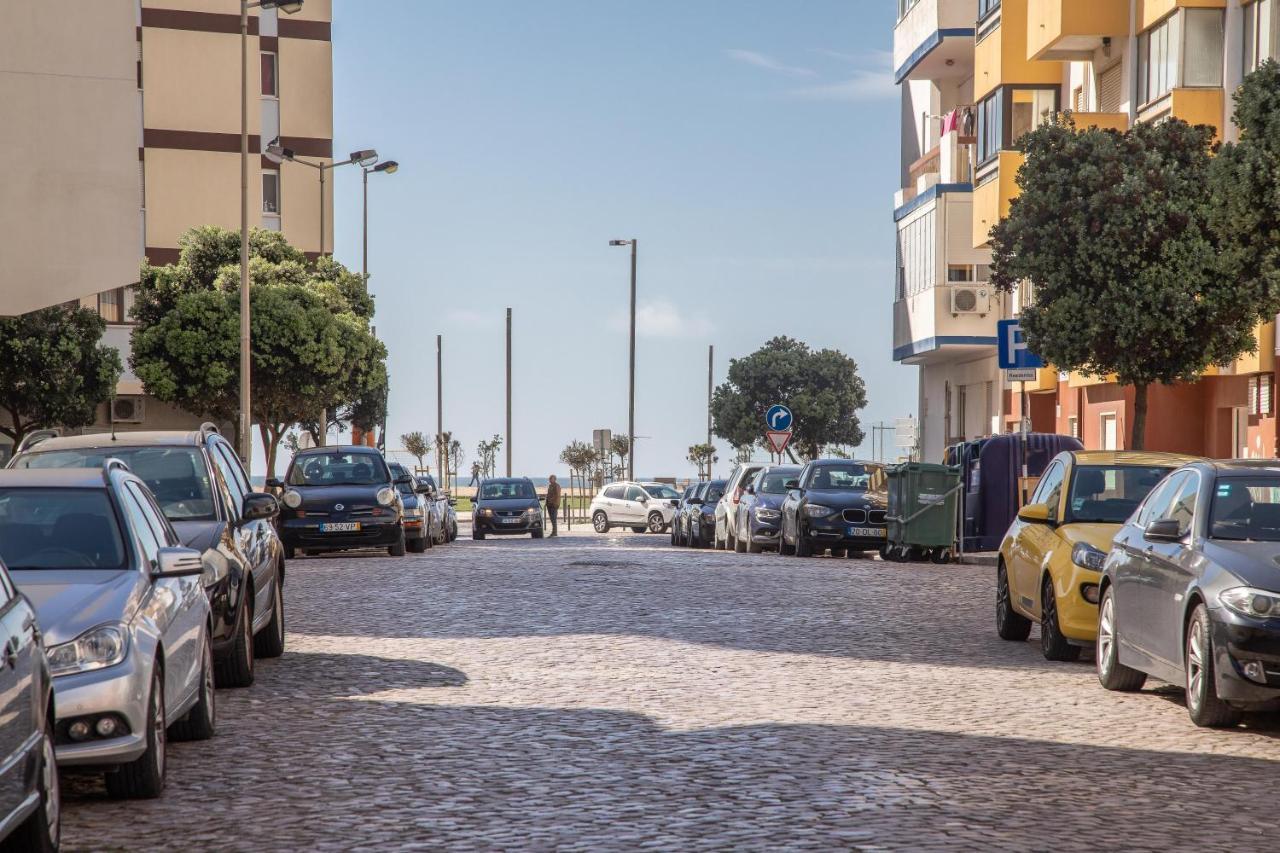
[638, 494, 648, 503]
[265, 477, 284, 489]
[1017, 503, 1053, 525]
[153, 546, 204, 579]
[1144, 518, 1185, 542]
[746, 485, 755, 495]
[688, 498, 703, 506]
[394, 475, 413, 486]
[784, 479, 800, 490]
[415, 482, 433, 494]
[242, 492, 279, 521]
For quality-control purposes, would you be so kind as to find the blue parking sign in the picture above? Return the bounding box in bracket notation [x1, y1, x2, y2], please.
[997, 320, 1044, 370]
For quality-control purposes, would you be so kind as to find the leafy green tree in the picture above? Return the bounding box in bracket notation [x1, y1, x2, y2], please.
[401, 431, 431, 471]
[609, 434, 631, 479]
[476, 434, 503, 477]
[0, 306, 122, 447]
[448, 437, 464, 492]
[687, 443, 718, 479]
[990, 116, 1265, 450]
[710, 337, 867, 461]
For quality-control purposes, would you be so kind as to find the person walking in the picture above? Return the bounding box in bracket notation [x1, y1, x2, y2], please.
[468, 461, 481, 488]
[545, 474, 562, 537]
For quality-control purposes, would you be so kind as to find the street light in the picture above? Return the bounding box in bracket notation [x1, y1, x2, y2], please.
[240, 0, 304, 468]
[265, 142, 379, 256]
[361, 159, 398, 450]
[609, 238, 637, 482]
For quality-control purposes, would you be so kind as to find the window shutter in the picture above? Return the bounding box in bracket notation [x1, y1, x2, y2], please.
[1263, 375, 1274, 416]
[1098, 64, 1123, 113]
[1249, 376, 1261, 416]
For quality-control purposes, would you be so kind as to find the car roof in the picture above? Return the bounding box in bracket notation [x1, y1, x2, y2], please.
[19, 430, 207, 451]
[294, 445, 382, 456]
[1070, 451, 1200, 467]
[1203, 460, 1280, 476]
[808, 458, 879, 466]
[482, 477, 531, 484]
[0, 468, 117, 489]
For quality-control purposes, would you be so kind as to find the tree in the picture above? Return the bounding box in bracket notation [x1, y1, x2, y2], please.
[0, 305, 122, 448]
[401, 431, 431, 471]
[448, 437, 464, 492]
[990, 115, 1263, 450]
[687, 443, 718, 479]
[711, 337, 867, 461]
[609, 434, 631, 479]
[131, 226, 387, 476]
[475, 434, 503, 477]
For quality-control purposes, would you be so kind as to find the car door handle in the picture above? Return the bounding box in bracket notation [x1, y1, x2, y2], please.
[3, 638, 18, 669]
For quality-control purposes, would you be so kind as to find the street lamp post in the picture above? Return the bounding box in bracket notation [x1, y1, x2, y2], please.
[239, 0, 304, 468]
[609, 239, 637, 481]
[361, 160, 397, 448]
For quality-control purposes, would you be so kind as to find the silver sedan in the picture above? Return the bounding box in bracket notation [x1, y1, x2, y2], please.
[0, 463, 214, 799]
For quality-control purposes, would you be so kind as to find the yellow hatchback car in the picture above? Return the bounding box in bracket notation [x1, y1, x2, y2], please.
[997, 450, 1198, 661]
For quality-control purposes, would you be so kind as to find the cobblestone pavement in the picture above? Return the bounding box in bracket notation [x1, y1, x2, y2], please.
[61, 528, 1280, 851]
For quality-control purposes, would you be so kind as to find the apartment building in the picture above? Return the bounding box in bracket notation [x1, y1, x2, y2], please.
[0, 0, 333, 450]
[897, 0, 1280, 460]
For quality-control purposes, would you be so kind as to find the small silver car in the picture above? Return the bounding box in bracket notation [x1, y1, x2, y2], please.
[0, 462, 214, 799]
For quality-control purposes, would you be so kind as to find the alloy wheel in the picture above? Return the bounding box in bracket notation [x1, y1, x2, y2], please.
[648, 513, 663, 533]
[40, 728, 60, 846]
[1098, 595, 1116, 676]
[153, 676, 167, 778]
[1187, 617, 1206, 713]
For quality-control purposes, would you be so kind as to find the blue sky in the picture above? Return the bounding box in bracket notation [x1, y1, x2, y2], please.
[328, 0, 908, 479]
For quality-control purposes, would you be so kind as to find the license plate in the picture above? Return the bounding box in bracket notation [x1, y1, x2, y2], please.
[848, 527, 886, 538]
[501, 517, 522, 524]
[320, 522, 360, 533]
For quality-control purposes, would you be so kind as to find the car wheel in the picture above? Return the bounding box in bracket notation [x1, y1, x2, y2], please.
[105, 667, 165, 799]
[171, 631, 216, 741]
[714, 529, 726, 550]
[1040, 575, 1081, 661]
[9, 707, 59, 852]
[1185, 603, 1242, 728]
[830, 548, 847, 558]
[794, 526, 813, 557]
[746, 535, 763, 554]
[996, 563, 1032, 642]
[593, 511, 610, 533]
[472, 531, 486, 540]
[779, 523, 796, 556]
[388, 529, 407, 557]
[215, 595, 255, 688]
[408, 537, 427, 553]
[735, 530, 748, 553]
[1096, 586, 1146, 691]
[647, 512, 664, 534]
[532, 529, 544, 539]
[254, 575, 285, 659]
[630, 525, 646, 533]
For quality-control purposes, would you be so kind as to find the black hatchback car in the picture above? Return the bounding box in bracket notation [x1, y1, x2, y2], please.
[685, 480, 727, 549]
[472, 478, 543, 539]
[272, 446, 410, 558]
[10, 424, 285, 688]
[779, 459, 887, 557]
[1099, 460, 1280, 728]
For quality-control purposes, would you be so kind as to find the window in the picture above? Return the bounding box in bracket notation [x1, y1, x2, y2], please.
[1249, 374, 1274, 416]
[122, 486, 162, 569]
[1030, 461, 1065, 518]
[261, 52, 278, 97]
[98, 288, 125, 324]
[1245, 0, 1278, 74]
[1068, 465, 1175, 524]
[1072, 85, 1087, 113]
[1101, 412, 1119, 450]
[1184, 9, 1225, 87]
[604, 485, 626, 500]
[625, 486, 647, 502]
[948, 264, 974, 283]
[977, 91, 1002, 164]
[897, 0, 921, 21]
[0, 488, 127, 571]
[211, 444, 249, 520]
[1138, 9, 1224, 104]
[895, 209, 935, 299]
[1166, 473, 1200, 534]
[1067, 416, 1079, 439]
[1010, 88, 1056, 145]
[1138, 471, 1186, 527]
[287, 451, 389, 486]
[1097, 63, 1123, 113]
[1210, 475, 1280, 541]
[15, 446, 216, 520]
[978, 0, 1000, 22]
[263, 170, 280, 214]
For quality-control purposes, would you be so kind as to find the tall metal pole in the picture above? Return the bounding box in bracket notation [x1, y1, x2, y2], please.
[436, 335, 444, 483]
[628, 240, 637, 482]
[505, 308, 513, 476]
[362, 167, 368, 281]
[707, 344, 713, 449]
[238, 0, 252, 468]
[316, 162, 328, 446]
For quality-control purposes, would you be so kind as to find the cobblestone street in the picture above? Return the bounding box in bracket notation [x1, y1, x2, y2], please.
[63, 529, 1280, 851]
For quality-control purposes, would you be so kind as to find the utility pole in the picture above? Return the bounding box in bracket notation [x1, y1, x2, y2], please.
[436, 334, 443, 482]
[237, 0, 251, 468]
[707, 345, 713, 450]
[505, 308, 512, 477]
[628, 241, 637, 481]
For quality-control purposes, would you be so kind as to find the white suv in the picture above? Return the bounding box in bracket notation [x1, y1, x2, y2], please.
[590, 481, 682, 533]
[714, 462, 769, 550]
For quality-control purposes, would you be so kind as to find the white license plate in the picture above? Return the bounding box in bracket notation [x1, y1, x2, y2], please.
[501, 517, 522, 524]
[320, 522, 360, 533]
[848, 527, 886, 538]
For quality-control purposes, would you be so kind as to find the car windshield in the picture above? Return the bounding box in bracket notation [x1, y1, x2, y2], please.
[14, 446, 215, 520]
[480, 481, 535, 500]
[808, 463, 884, 491]
[0, 488, 127, 570]
[1066, 465, 1173, 524]
[287, 451, 388, 487]
[705, 481, 727, 503]
[1210, 476, 1280, 541]
[643, 484, 680, 500]
[389, 464, 414, 495]
[759, 470, 799, 494]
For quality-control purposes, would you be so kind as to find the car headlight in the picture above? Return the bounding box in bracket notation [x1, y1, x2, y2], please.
[803, 505, 834, 518]
[525, 507, 541, 518]
[282, 490, 302, 509]
[756, 508, 781, 520]
[48, 624, 128, 677]
[1071, 542, 1107, 572]
[1220, 587, 1280, 619]
[376, 487, 396, 507]
[478, 507, 494, 517]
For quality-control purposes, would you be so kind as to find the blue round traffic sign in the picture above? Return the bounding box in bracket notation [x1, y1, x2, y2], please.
[765, 404, 793, 432]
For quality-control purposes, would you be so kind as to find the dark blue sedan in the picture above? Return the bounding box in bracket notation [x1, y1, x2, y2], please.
[733, 465, 801, 553]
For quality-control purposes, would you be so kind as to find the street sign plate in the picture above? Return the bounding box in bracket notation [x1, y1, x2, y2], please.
[765, 405, 793, 432]
[1005, 367, 1038, 382]
[765, 430, 792, 455]
[997, 319, 1045, 369]
[592, 429, 611, 456]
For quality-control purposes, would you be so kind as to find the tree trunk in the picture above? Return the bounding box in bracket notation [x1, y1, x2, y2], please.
[1131, 383, 1149, 451]
[265, 423, 285, 481]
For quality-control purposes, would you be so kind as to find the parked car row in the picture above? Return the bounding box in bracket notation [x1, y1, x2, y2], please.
[999, 449, 1280, 728]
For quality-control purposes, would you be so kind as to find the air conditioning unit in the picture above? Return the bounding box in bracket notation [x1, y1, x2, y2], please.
[951, 286, 990, 315]
[112, 396, 146, 424]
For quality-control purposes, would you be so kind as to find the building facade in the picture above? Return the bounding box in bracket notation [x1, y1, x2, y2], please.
[896, 0, 1280, 460]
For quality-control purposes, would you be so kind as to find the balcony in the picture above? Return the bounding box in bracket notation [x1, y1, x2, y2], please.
[1071, 111, 1130, 132]
[1139, 0, 1227, 32]
[974, 0, 1063, 101]
[895, 0, 979, 83]
[1027, 0, 1131, 61]
[1138, 88, 1224, 139]
[893, 285, 1001, 364]
[972, 151, 1023, 248]
[895, 121, 976, 216]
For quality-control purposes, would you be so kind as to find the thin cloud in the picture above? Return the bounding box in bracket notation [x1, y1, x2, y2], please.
[610, 300, 714, 339]
[725, 49, 817, 78]
[811, 47, 893, 68]
[788, 69, 896, 102]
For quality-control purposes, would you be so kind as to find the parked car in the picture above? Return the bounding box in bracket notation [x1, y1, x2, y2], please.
[0, 555, 58, 850]
[389, 463, 434, 553]
[11, 425, 286, 688]
[589, 482, 680, 534]
[714, 462, 768, 551]
[996, 450, 1195, 662]
[416, 474, 457, 544]
[670, 484, 698, 546]
[272, 446, 410, 558]
[779, 460, 888, 558]
[0, 463, 214, 799]
[1098, 460, 1280, 727]
[473, 478, 543, 539]
[686, 480, 727, 549]
[734, 465, 801, 553]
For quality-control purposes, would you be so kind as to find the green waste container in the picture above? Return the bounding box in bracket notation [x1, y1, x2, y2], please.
[885, 462, 962, 563]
